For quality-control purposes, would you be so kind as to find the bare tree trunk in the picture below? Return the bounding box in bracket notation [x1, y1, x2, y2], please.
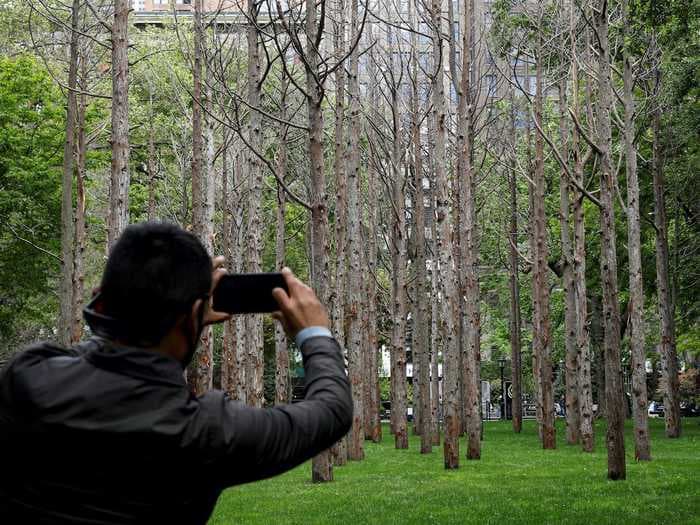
[457, 0, 481, 460]
[274, 183, 289, 404]
[594, 1, 625, 479]
[652, 73, 681, 439]
[525, 112, 542, 440]
[429, 174, 441, 447]
[71, 48, 87, 345]
[508, 94, 522, 434]
[107, 0, 130, 249]
[389, 94, 408, 451]
[59, 0, 80, 346]
[365, 114, 381, 443]
[559, 77, 580, 445]
[533, 32, 555, 449]
[187, 0, 215, 395]
[187, 0, 206, 394]
[305, 0, 333, 483]
[430, 299, 441, 446]
[431, 0, 460, 469]
[275, 79, 290, 405]
[329, 0, 349, 465]
[245, 0, 265, 408]
[233, 151, 247, 402]
[221, 132, 235, 397]
[451, 1, 465, 440]
[571, 24, 594, 453]
[331, 0, 347, 361]
[147, 79, 157, 221]
[199, 65, 216, 392]
[345, 0, 365, 460]
[411, 0, 431, 452]
[623, 0, 650, 459]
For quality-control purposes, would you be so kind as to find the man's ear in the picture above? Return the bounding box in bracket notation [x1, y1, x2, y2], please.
[190, 298, 204, 331]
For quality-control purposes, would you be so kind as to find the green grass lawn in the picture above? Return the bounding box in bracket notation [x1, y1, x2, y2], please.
[209, 418, 700, 524]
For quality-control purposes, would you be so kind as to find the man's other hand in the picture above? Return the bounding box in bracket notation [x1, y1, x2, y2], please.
[271, 268, 329, 338]
[203, 256, 232, 326]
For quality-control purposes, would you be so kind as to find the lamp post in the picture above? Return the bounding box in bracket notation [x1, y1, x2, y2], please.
[498, 357, 506, 420]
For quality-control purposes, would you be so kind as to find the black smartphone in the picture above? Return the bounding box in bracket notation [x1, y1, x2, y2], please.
[212, 273, 288, 314]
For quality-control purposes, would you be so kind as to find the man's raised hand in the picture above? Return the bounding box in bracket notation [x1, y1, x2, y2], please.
[271, 268, 329, 338]
[203, 256, 232, 326]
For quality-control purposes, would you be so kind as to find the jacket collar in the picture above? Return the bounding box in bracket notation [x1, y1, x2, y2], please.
[84, 337, 187, 387]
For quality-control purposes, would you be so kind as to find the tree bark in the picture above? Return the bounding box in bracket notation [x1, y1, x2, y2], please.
[622, 0, 651, 460]
[652, 74, 681, 439]
[221, 133, 236, 398]
[71, 48, 87, 345]
[274, 183, 289, 404]
[200, 64, 216, 392]
[147, 74, 157, 222]
[431, 0, 460, 469]
[594, 1, 625, 479]
[345, 0, 364, 460]
[328, 0, 349, 466]
[558, 77, 580, 445]
[457, 0, 481, 460]
[305, 0, 333, 483]
[525, 110, 543, 441]
[429, 172, 441, 447]
[389, 65, 408, 450]
[107, 0, 131, 250]
[275, 79, 290, 405]
[411, 0, 431, 453]
[571, 24, 594, 453]
[365, 96, 381, 443]
[233, 151, 247, 402]
[331, 0, 347, 361]
[533, 32, 555, 449]
[244, 0, 265, 408]
[59, 0, 80, 346]
[187, 0, 213, 396]
[508, 93, 522, 434]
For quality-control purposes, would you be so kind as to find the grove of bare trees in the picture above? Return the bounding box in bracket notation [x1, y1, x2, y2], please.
[2, 0, 697, 485]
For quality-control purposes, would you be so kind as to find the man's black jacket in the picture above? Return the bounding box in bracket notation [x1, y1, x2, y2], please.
[0, 335, 352, 524]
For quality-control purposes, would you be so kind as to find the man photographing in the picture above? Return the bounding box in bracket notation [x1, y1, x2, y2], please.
[0, 222, 352, 524]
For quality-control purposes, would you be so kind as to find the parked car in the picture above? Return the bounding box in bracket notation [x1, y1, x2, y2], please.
[379, 402, 416, 421]
[680, 401, 700, 417]
[524, 403, 538, 418]
[648, 401, 665, 417]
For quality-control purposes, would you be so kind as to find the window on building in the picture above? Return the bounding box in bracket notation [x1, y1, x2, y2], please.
[528, 75, 537, 95]
[484, 74, 497, 97]
[514, 75, 536, 96]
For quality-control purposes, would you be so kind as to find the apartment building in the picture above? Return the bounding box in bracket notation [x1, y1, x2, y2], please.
[131, 0, 239, 12]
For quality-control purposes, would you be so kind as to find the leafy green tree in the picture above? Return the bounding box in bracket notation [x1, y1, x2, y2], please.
[0, 56, 64, 352]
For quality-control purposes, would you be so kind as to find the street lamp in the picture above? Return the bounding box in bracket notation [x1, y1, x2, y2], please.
[498, 357, 507, 421]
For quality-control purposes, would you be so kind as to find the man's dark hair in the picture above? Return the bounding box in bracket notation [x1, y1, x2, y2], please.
[99, 222, 212, 345]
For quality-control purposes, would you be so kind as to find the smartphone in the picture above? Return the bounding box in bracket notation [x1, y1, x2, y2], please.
[212, 273, 288, 314]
